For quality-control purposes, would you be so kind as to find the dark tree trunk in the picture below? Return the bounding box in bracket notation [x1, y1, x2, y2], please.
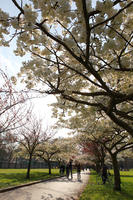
[111, 154, 121, 191]
[95, 158, 104, 174]
[101, 146, 105, 167]
[95, 162, 101, 173]
[26, 155, 32, 179]
[48, 161, 51, 175]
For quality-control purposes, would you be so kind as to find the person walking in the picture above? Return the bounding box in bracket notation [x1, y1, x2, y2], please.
[76, 162, 81, 181]
[66, 163, 69, 179]
[69, 159, 73, 180]
[60, 163, 65, 176]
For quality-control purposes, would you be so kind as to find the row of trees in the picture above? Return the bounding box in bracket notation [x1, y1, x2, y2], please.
[1, 66, 132, 191]
[0, 69, 86, 180]
[0, 68, 132, 190]
[0, 69, 51, 178]
[1, 116, 81, 179]
[77, 116, 133, 191]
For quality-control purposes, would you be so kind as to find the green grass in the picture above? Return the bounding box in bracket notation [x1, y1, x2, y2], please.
[80, 170, 133, 200]
[0, 168, 60, 189]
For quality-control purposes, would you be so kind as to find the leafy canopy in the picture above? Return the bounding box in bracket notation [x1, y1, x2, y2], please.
[0, 0, 133, 135]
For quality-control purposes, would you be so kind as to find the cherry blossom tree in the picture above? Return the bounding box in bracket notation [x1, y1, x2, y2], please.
[53, 137, 79, 166]
[36, 139, 60, 175]
[16, 116, 51, 179]
[78, 116, 133, 191]
[0, 69, 29, 133]
[0, 0, 133, 136]
[0, 130, 17, 167]
[92, 127, 133, 191]
[0, 68, 32, 164]
[80, 139, 106, 173]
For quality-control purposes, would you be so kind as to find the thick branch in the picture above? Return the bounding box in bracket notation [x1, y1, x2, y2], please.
[12, 0, 24, 14]
[91, 2, 133, 30]
[82, 0, 91, 63]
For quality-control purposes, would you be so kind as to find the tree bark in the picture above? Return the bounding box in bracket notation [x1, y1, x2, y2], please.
[111, 154, 121, 191]
[95, 162, 101, 173]
[26, 154, 32, 179]
[48, 161, 51, 175]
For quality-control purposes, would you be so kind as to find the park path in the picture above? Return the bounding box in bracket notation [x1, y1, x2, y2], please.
[0, 170, 90, 200]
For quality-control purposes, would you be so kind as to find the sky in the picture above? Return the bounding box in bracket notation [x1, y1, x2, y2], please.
[0, 0, 27, 75]
[0, 0, 71, 137]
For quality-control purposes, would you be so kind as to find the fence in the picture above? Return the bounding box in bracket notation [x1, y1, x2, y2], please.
[0, 160, 58, 169]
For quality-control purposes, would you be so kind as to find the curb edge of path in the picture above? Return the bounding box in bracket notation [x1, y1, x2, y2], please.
[0, 175, 64, 193]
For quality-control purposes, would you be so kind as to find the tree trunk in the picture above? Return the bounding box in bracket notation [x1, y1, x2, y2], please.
[111, 154, 121, 191]
[26, 155, 32, 179]
[48, 161, 51, 175]
[95, 161, 101, 174]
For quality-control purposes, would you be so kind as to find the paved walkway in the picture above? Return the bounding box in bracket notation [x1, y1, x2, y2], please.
[0, 170, 89, 200]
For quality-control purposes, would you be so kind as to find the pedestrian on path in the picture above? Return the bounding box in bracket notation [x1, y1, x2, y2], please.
[69, 159, 73, 180]
[60, 163, 65, 176]
[76, 161, 81, 181]
[66, 163, 69, 179]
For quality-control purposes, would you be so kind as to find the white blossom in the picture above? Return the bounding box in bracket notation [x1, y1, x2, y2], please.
[24, 6, 38, 23]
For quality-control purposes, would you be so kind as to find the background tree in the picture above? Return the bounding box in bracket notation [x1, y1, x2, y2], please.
[0, 131, 17, 167]
[79, 118, 133, 191]
[93, 128, 133, 191]
[0, 69, 29, 134]
[0, 0, 133, 136]
[79, 138, 106, 173]
[36, 139, 60, 175]
[0, 69, 31, 167]
[53, 137, 80, 167]
[16, 116, 50, 179]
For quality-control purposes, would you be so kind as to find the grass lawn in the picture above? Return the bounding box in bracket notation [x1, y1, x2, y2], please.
[0, 168, 60, 189]
[80, 170, 133, 200]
